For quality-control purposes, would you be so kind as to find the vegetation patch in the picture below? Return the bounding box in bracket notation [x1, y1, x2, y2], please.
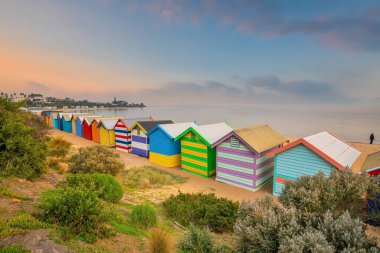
[163, 192, 239, 233]
[65, 173, 124, 203]
[147, 227, 172, 253]
[122, 167, 186, 189]
[0, 214, 50, 237]
[68, 146, 123, 175]
[131, 204, 157, 229]
[38, 187, 110, 243]
[0, 245, 30, 253]
[0, 186, 31, 201]
[47, 137, 72, 159]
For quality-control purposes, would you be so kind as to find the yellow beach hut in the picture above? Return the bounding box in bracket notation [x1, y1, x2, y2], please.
[98, 118, 119, 147]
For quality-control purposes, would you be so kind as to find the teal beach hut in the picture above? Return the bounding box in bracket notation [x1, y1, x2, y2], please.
[267, 131, 361, 196]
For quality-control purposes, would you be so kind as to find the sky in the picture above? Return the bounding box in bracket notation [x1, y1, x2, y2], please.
[0, 0, 379, 105]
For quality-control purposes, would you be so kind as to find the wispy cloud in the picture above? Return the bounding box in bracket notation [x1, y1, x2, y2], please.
[140, 0, 380, 51]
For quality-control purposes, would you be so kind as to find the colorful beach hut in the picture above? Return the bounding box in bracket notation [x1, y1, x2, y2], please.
[267, 131, 361, 196]
[75, 116, 88, 137]
[211, 125, 288, 191]
[82, 116, 102, 140]
[174, 123, 233, 178]
[70, 113, 89, 135]
[98, 119, 119, 147]
[61, 113, 74, 133]
[91, 118, 103, 143]
[115, 117, 153, 153]
[361, 151, 380, 176]
[147, 122, 198, 167]
[129, 120, 174, 158]
[51, 112, 60, 129]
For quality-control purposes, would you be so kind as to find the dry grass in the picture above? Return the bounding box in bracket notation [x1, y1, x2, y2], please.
[147, 227, 172, 253]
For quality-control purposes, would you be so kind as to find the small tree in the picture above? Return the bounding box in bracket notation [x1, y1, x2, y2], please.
[68, 146, 124, 175]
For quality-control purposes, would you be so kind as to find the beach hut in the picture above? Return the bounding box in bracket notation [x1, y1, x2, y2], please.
[129, 120, 174, 158]
[267, 131, 361, 196]
[174, 123, 233, 178]
[115, 117, 153, 153]
[82, 116, 102, 140]
[361, 151, 380, 176]
[51, 112, 60, 129]
[61, 113, 74, 133]
[211, 125, 288, 191]
[75, 115, 89, 137]
[147, 122, 198, 167]
[91, 118, 103, 143]
[98, 119, 119, 147]
[70, 113, 89, 135]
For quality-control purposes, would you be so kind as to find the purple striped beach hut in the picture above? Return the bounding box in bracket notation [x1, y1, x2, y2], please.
[212, 125, 288, 191]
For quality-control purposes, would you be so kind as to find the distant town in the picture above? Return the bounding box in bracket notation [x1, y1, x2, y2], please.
[0, 92, 146, 109]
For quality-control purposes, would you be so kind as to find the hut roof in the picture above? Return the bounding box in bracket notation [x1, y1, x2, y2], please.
[118, 117, 153, 129]
[175, 123, 233, 147]
[212, 124, 288, 152]
[267, 131, 361, 170]
[130, 120, 174, 134]
[361, 151, 380, 172]
[82, 116, 103, 124]
[98, 119, 119, 130]
[148, 122, 198, 139]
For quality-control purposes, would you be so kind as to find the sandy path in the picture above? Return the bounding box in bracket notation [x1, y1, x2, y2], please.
[51, 130, 270, 202]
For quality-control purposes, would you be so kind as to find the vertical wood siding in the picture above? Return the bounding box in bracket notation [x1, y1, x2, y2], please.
[180, 132, 216, 178]
[75, 119, 83, 137]
[83, 121, 92, 140]
[131, 128, 149, 157]
[71, 120, 76, 134]
[115, 121, 131, 153]
[99, 126, 116, 147]
[91, 122, 100, 143]
[62, 120, 73, 133]
[273, 144, 335, 196]
[148, 128, 181, 167]
[53, 119, 59, 129]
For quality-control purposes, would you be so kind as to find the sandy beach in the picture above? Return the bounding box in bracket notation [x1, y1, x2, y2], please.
[50, 130, 380, 202]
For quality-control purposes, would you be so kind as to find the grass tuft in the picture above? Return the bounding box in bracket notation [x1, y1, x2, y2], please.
[122, 167, 186, 189]
[0, 186, 31, 201]
[0, 214, 50, 237]
[147, 227, 172, 253]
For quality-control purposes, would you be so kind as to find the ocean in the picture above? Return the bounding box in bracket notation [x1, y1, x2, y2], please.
[74, 104, 380, 143]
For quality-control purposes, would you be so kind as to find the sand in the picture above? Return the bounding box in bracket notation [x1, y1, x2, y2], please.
[50, 130, 380, 203]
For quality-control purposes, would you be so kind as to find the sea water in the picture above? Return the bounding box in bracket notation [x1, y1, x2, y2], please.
[74, 103, 380, 143]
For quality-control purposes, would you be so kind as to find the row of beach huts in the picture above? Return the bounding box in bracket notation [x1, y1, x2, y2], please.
[40, 110, 379, 196]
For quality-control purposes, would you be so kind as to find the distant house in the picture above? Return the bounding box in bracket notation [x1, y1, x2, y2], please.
[267, 131, 361, 196]
[147, 122, 198, 167]
[212, 125, 288, 191]
[111, 97, 128, 106]
[174, 123, 233, 178]
[129, 120, 174, 158]
[114, 117, 153, 153]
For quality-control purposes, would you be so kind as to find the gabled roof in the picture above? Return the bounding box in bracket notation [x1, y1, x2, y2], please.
[361, 151, 380, 173]
[117, 117, 153, 129]
[211, 124, 288, 152]
[82, 116, 103, 125]
[74, 114, 93, 122]
[98, 119, 119, 130]
[148, 122, 198, 140]
[266, 131, 361, 170]
[62, 113, 74, 121]
[51, 112, 60, 119]
[175, 123, 233, 147]
[130, 120, 173, 134]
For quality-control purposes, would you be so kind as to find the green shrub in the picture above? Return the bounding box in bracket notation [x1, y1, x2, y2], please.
[279, 169, 379, 220]
[47, 137, 72, 159]
[65, 173, 123, 203]
[0, 98, 48, 180]
[68, 146, 123, 175]
[163, 192, 239, 233]
[0, 186, 31, 201]
[47, 158, 61, 171]
[233, 196, 379, 252]
[38, 186, 110, 243]
[179, 225, 214, 253]
[131, 204, 157, 229]
[147, 227, 172, 253]
[123, 166, 186, 189]
[0, 245, 30, 253]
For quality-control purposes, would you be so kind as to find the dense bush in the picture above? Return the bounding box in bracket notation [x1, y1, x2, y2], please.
[233, 196, 379, 253]
[131, 204, 157, 229]
[279, 169, 380, 220]
[179, 225, 214, 253]
[123, 166, 186, 189]
[163, 192, 239, 232]
[0, 214, 50, 237]
[0, 245, 30, 253]
[38, 186, 110, 242]
[147, 227, 172, 253]
[68, 146, 123, 175]
[47, 137, 72, 159]
[65, 173, 124, 203]
[0, 98, 48, 179]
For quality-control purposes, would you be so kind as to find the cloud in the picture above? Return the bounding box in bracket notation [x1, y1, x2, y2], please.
[141, 0, 380, 51]
[140, 76, 356, 105]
